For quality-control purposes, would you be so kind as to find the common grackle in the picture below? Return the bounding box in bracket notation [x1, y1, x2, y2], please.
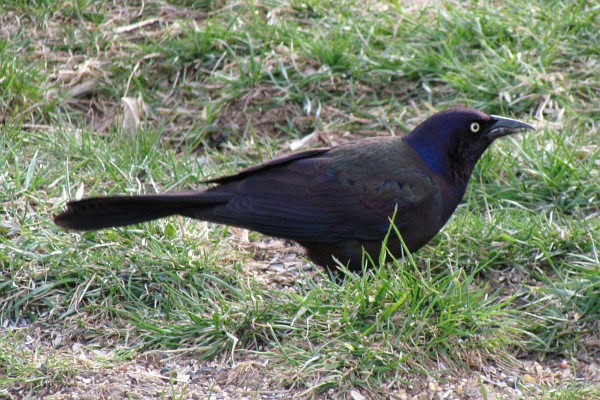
[54, 108, 533, 272]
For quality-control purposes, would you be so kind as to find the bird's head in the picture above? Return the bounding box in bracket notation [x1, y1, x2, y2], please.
[405, 108, 534, 182]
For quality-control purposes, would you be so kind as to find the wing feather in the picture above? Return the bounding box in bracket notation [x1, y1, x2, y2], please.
[192, 139, 443, 243]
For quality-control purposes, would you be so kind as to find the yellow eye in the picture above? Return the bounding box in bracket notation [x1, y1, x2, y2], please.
[470, 122, 480, 133]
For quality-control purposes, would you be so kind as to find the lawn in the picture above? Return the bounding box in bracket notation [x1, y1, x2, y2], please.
[1, 0, 599, 398]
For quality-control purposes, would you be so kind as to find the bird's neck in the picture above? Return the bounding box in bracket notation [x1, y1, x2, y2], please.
[403, 135, 474, 186]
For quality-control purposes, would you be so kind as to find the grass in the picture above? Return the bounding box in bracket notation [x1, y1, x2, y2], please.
[1, 0, 599, 398]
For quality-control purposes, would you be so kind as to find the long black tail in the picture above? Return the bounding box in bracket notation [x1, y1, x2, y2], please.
[53, 192, 231, 230]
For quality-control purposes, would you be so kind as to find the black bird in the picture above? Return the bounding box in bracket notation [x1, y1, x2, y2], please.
[54, 108, 533, 272]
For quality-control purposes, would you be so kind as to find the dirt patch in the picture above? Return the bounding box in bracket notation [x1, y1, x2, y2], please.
[5, 324, 597, 399]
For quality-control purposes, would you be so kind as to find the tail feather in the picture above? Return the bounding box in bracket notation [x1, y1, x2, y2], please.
[54, 192, 230, 230]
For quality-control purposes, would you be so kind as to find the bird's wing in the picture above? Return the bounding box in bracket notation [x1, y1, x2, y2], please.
[196, 144, 442, 243]
[308, 165, 442, 241]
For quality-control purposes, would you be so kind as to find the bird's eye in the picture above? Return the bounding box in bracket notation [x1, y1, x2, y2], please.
[470, 122, 480, 133]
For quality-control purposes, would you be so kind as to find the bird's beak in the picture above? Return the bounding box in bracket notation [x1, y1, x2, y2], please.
[487, 115, 535, 140]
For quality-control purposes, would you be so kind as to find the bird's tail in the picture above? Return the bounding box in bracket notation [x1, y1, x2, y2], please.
[53, 192, 231, 230]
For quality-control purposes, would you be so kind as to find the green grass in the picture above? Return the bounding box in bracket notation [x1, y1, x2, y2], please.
[1, 0, 599, 398]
